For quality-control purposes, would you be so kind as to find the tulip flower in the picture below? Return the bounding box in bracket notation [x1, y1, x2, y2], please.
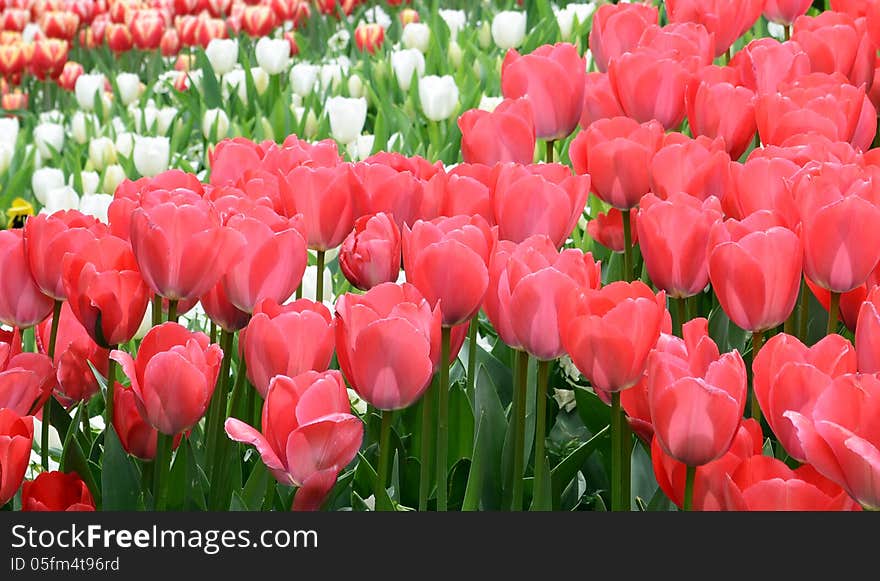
[255, 37, 290, 75]
[422, 170, 493, 224]
[785, 372, 880, 510]
[419, 75, 459, 122]
[205, 38, 238, 76]
[730, 38, 812, 96]
[402, 22, 431, 53]
[753, 332, 856, 461]
[242, 299, 335, 398]
[501, 43, 585, 142]
[352, 161, 423, 230]
[56, 60, 83, 92]
[21, 471, 95, 512]
[580, 72, 625, 129]
[391, 48, 425, 92]
[325, 96, 367, 145]
[636, 23, 716, 74]
[355, 23, 385, 54]
[33, 123, 65, 159]
[280, 164, 358, 253]
[132, 136, 170, 178]
[200, 281, 251, 333]
[589, 2, 659, 72]
[225, 371, 363, 511]
[491, 11, 526, 50]
[707, 211, 802, 333]
[686, 70, 757, 160]
[458, 98, 536, 166]
[763, 0, 813, 26]
[0, 408, 32, 506]
[609, 48, 691, 130]
[792, 11, 875, 90]
[666, 0, 764, 57]
[856, 286, 880, 374]
[724, 157, 801, 230]
[339, 212, 401, 291]
[650, 135, 733, 201]
[492, 163, 589, 248]
[587, 208, 638, 254]
[0, 229, 54, 328]
[113, 384, 182, 461]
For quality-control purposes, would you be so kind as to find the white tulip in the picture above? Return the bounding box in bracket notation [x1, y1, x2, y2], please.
[88, 137, 116, 171]
[131, 103, 159, 134]
[290, 63, 319, 96]
[293, 107, 319, 139]
[223, 69, 247, 103]
[39, 110, 65, 125]
[492, 11, 527, 50]
[0, 143, 12, 174]
[325, 96, 367, 145]
[75, 73, 105, 111]
[102, 164, 126, 195]
[71, 171, 100, 195]
[116, 72, 141, 106]
[391, 48, 425, 92]
[115, 132, 134, 158]
[418, 75, 459, 122]
[133, 135, 170, 178]
[78, 193, 113, 223]
[32, 168, 65, 205]
[70, 111, 96, 144]
[364, 6, 392, 30]
[328, 29, 350, 52]
[439, 9, 466, 38]
[42, 186, 79, 214]
[156, 107, 178, 136]
[0, 118, 19, 148]
[346, 134, 375, 161]
[319, 62, 346, 91]
[202, 108, 230, 140]
[206, 38, 238, 76]
[255, 37, 290, 75]
[402, 22, 431, 53]
[251, 67, 269, 95]
[348, 74, 365, 99]
[448, 41, 463, 68]
[33, 123, 65, 158]
[555, 4, 596, 40]
[478, 95, 504, 112]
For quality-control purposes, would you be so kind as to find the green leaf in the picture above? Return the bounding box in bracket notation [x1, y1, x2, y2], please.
[550, 426, 609, 502]
[165, 439, 207, 511]
[448, 382, 475, 468]
[100, 426, 143, 511]
[461, 413, 487, 511]
[472, 364, 508, 509]
[355, 451, 394, 511]
[197, 52, 222, 110]
[573, 387, 610, 436]
[240, 458, 270, 511]
[708, 303, 749, 354]
[528, 456, 553, 511]
[59, 404, 101, 506]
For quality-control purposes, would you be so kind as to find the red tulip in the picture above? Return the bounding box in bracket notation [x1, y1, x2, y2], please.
[111, 322, 222, 435]
[721, 455, 860, 510]
[792, 11, 875, 90]
[339, 212, 401, 291]
[209, 137, 273, 187]
[730, 38, 812, 96]
[421, 170, 493, 224]
[200, 281, 250, 333]
[62, 235, 151, 348]
[666, 0, 764, 57]
[686, 69, 757, 160]
[763, 0, 813, 26]
[354, 23, 384, 53]
[569, 116, 665, 210]
[595, 376, 655, 444]
[501, 43, 585, 141]
[130, 192, 245, 301]
[225, 371, 363, 511]
[647, 318, 747, 466]
[280, 164, 360, 250]
[724, 157, 801, 230]
[403, 215, 495, 327]
[579, 72, 624, 129]
[109, 170, 206, 240]
[652, 418, 763, 510]
[0, 229, 54, 328]
[609, 48, 691, 130]
[241, 299, 335, 398]
[0, 408, 32, 506]
[23, 210, 109, 301]
[35, 302, 108, 407]
[707, 211, 802, 332]
[586, 207, 638, 254]
[650, 135, 732, 202]
[106, 22, 133, 53]
[856, 286, 880, 374]
[561, 281, 667, 393]
[335, 282, 441, 410]
[160, 28, 181, 56]
[492, 163, 589, 248]
[753, 332, 856, 461]
[458, 97, 536, 166]
[362, 152, 443, 181]
[55, 59, 82, 91]
[636, 23, 716, 73]
[131, 9, 165, 50]
[30, 38, 67, 80]
[588, 2, 658, 73]
[0, 42, 27, 78]
[263, 135, 341, 175]
[484, 241, 523, 350]
[637, 193, 722, 299]
[22, 471, 95, 511]
[785, 372, 880, 510]
[113, 383, 182, 461]
[241, 5, 276, 38]
[751, 133, 861, 167]
[492, 235, 601, 360]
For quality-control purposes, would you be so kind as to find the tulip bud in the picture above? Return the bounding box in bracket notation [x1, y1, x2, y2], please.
[156, 107, 178, 136]
[402, 22, 431, 53]
[202, 108, 230, 141]
[325, 96, 367, 145]
[102, 164, 126, 195]
[132, 135, 170, 177]
[419, 75, 459, 122]
[74, 73, 104, 111]
[347, 74, 365, 99]
[70, 111, 96, 145]
[448, 41, 463, 68]
[391, 48, 425, 92]
[115, 132, 134, 158]
[116, 72, 141, 106]
[32, 167, 65, 205]
[88, 137, 116, 171]
[34, 122, 65, 158]
[492, 11, 527, 50]
[75, 171, 100, 196]
[255, 36, 290, 75]
[205, 38, 238, 76]
[290, 63, 318, 96]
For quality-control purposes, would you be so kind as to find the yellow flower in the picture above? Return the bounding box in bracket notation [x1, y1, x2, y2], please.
[6, 197, 33, 229]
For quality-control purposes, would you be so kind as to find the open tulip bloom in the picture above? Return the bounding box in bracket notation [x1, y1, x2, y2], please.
[0, 0, 879, 516]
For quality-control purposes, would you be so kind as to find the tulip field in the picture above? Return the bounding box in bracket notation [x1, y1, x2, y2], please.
[0, 0, 878, 514]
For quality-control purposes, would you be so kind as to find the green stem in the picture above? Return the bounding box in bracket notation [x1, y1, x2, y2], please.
[40, 300, 62, 470]
[725, 46, 733, 65]
[209, 322, 217, 345]
[436, 326, 451, 512]
[295, 284, 303, 300]
[226, 358, 248, 421]
[674, 296, 686, 337]
[205, 330, 234, 481]
[316, 250, 325, 304]
[751, 331, 764, 425]
[47, 300, 62, 359]
[105, 352, 117, 435]
[622, 209, 633, 282]
[798, 277, 808, 342]
[417, 378, 436, 511]
[784, 24, 791, 42]
[167, 299, 178, 323]
[827, 291, 840, 336]
[511, 350, 529, 511]
[466, 317, 477, 406]
[263, 477, 275, 511]
[683, 465, 696, 511]
[152, 295, 162, 327]
[531, 359, 550, 511]
[545, 140, 554, 164]
[611, 391, 622, 511]
[375, 410, 393, 508]
[153, 432, 173, 511]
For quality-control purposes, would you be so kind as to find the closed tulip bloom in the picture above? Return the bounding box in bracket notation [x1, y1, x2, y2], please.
[255, 37, 290, 75]
[325, 96, 367, 145]
[339, 212, 401, 291]
[666, 0, 764, 57]
[856, 286, 880, 373]
[653, 418, 763, 510]
[686, 73, 757, 160]
[458, 97, 536, 166]
[730, 38, 813, 96]
[21, 471, 95, 511]
[23, 210, 109, 301]
[636, 23, 716, 74]
[753, 332, 856, 461]
[36, 302, 108, 407]
[580, 72, 625, 129]
[724, 157, 801, 230]
[707, 211, 802, 332]
[0, 329, 55, 415]
[112, 322, 222, 435]
[501, 43, 585, 140]
[648, 318, 747, 466]
[355, 23, 385, 54]
[587, 208, 638, 254]
[281, 164, 359, 251]
[200, 281, 251, 333]
[609, 48, 691, 130]
[403, 215, 495, 327]
[241, 299, 335, 398]
[484, 240, 524, 350]
[589, 2, 659, 73]
[637, 193, 722, 299]
[722, 455, 860, 510]
[561, 281, 667, 393]
[492, 163, 590, 248]
[419, 75, 459, 122]
[225, 371, 363, 511]
[352, 161, 423, 230]
[650, 135, 732, 201]
[335, 282, 441, 409]
[422, 171, 493, 224]
[497, 235, 601, 360]
[792, 11, 875, 90]
[785, 372, 880, 510]
[113, 384, 182, 461]
[0, 229, 54, 328]
[764, 0, 813, 25]
[569, 116, 665, 210]
[0, 408, 32, 506]
[491, 11, 527, 51]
